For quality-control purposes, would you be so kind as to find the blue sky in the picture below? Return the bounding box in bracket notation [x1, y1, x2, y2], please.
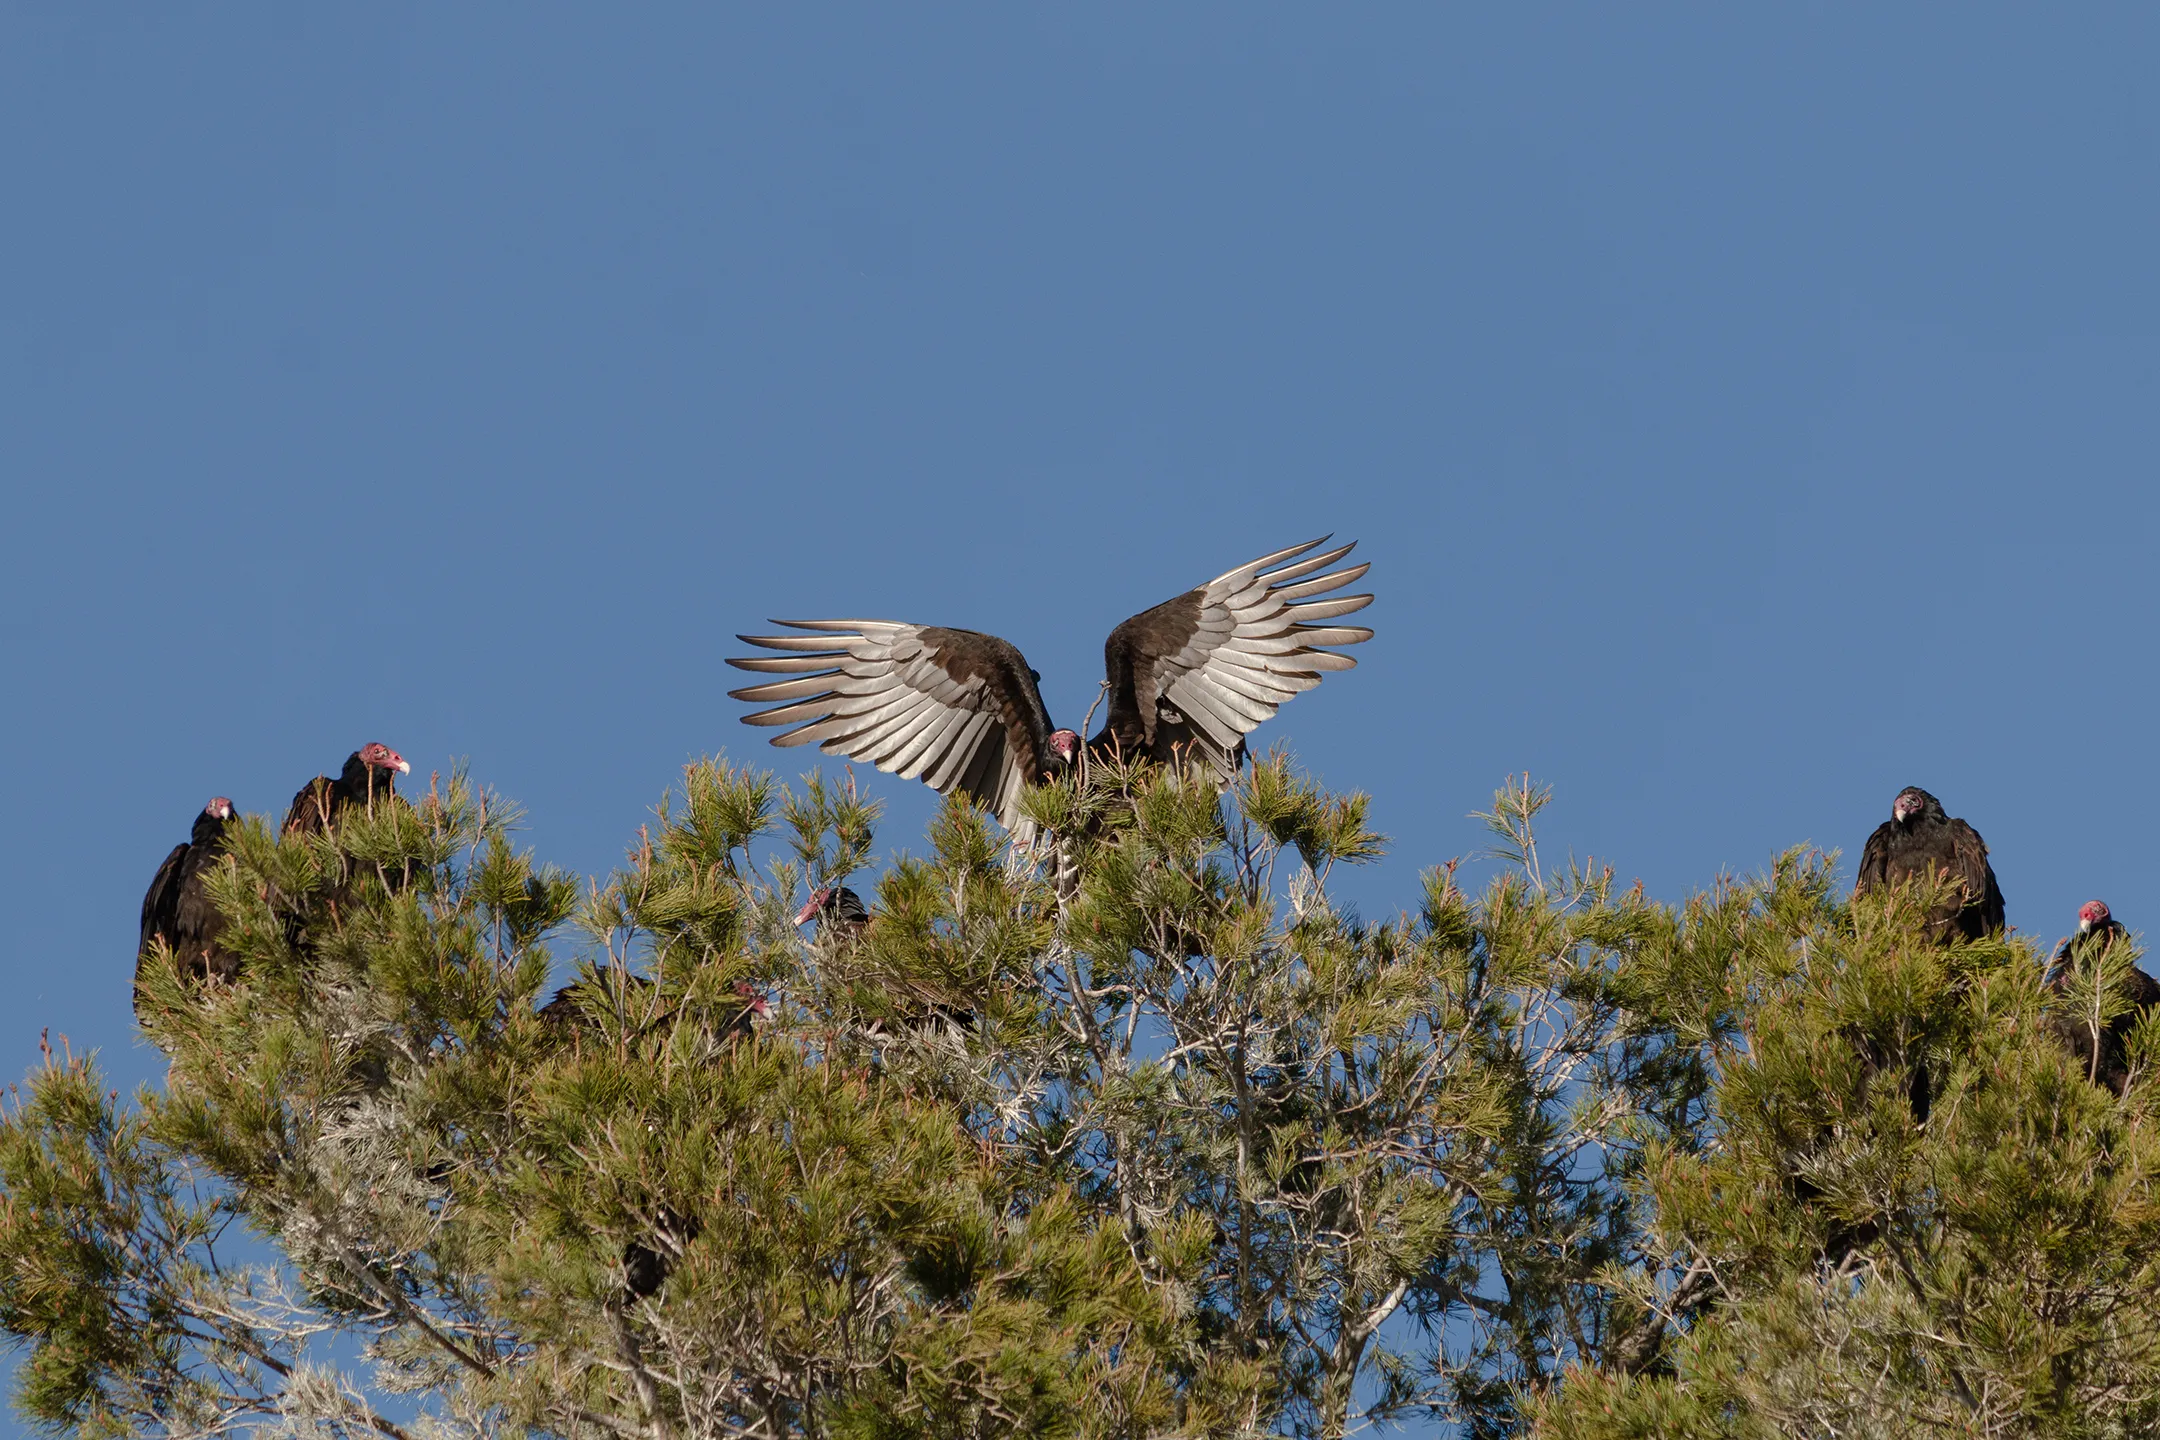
[1, 6, 2157, 1418]
[8, 1, 2160, 1082]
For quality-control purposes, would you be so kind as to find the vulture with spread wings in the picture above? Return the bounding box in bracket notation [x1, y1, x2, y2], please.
[727, 538, 1373, 829]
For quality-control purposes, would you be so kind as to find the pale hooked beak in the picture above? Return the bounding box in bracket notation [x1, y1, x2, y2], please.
[394, 758, 412, 775]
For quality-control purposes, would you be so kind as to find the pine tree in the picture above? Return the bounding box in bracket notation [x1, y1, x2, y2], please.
[5, 759, 2159, 1437]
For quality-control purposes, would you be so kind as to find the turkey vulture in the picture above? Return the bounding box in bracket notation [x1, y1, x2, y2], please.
[728, 538, 1373, 831]
[135, 797, 241, 1021]
[2045, 900, 2160, 1094]
[1853, 786, 2006, 942]
[795, 884, 869, 939]
[282, 742, 411, 836]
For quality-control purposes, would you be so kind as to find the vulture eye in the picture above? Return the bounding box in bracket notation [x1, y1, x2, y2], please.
[361, 742, 412, 775]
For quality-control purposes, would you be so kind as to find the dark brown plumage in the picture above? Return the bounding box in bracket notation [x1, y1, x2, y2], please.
[1787, 786, 2005, 1263]
[135, 797, 241, 1024]
[1091, 541, 1373, 775]
[2045, 900, 2160, 1094]
[281, 742, 411, 837]
[728, 538, 1373, 831]
[795, 884, 869, 938]
[1853, 786, 2005, 943]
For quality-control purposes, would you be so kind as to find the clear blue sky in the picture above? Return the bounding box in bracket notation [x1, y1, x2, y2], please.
[2, 0, 2156, 1312]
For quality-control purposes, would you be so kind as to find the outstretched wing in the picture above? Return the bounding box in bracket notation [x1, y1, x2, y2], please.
[1097, 537, 1373, 778]
[728, 623, 1053, 830]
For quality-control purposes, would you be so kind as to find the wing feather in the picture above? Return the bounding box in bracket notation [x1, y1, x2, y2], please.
[726, 652, 853, 674]
[730, 622, 1043, 830]
[765, 619, 909, 636]
[855, 695, 945, 768]
[1165, 677, 1248, 748]
[1285, 624, 1376, 646]
[766, 709, 891, 749]
[1854, 823, 1893, 893]
[1207, 647, 1325, 682]
[739, 692, 849, 728]
[727, 674, 848, 704]
[141, 843, 189, 952]
[1269, 561, 1371, 603]
[926, 711, 995, 791]
[1278, 594, 1374, 623]
[1294, 651, 1359, 673]
[893, 705, 972, 781]
[956, 727, 1005, 808]
[1202, 664, 1299, 706]
[808, 709, 931, 761]
[1948, 820, 2005, 933]
[1185, 671, 1273, 727]
[732, 633, 857, 654]
[1947, 821, 1989, 895]
[1101, 540, 1375, 776]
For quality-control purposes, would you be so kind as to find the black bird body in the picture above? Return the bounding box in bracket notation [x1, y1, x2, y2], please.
[1788, 786, 2003, 1262]
[1854, 786, 2005, 942]
[729, 539, 1373, 831]
[2045, 902, 2160, 1094]
[795, 884, 869, 937]
[623, 1207, 702, 1301]
[282, 743, 412, 837]
[136, 798, 241, 1021]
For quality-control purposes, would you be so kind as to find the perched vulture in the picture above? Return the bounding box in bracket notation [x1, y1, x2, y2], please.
[795, 885, 869, 941]
[2045, 900, 2160, 1095]
[1795, 785, 2004, 1259]
[1854, 786, 2006, 943]
[282, 742, 411, 836]
[135, 797, 241, 1021]
[728, 538, 1373, 831]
